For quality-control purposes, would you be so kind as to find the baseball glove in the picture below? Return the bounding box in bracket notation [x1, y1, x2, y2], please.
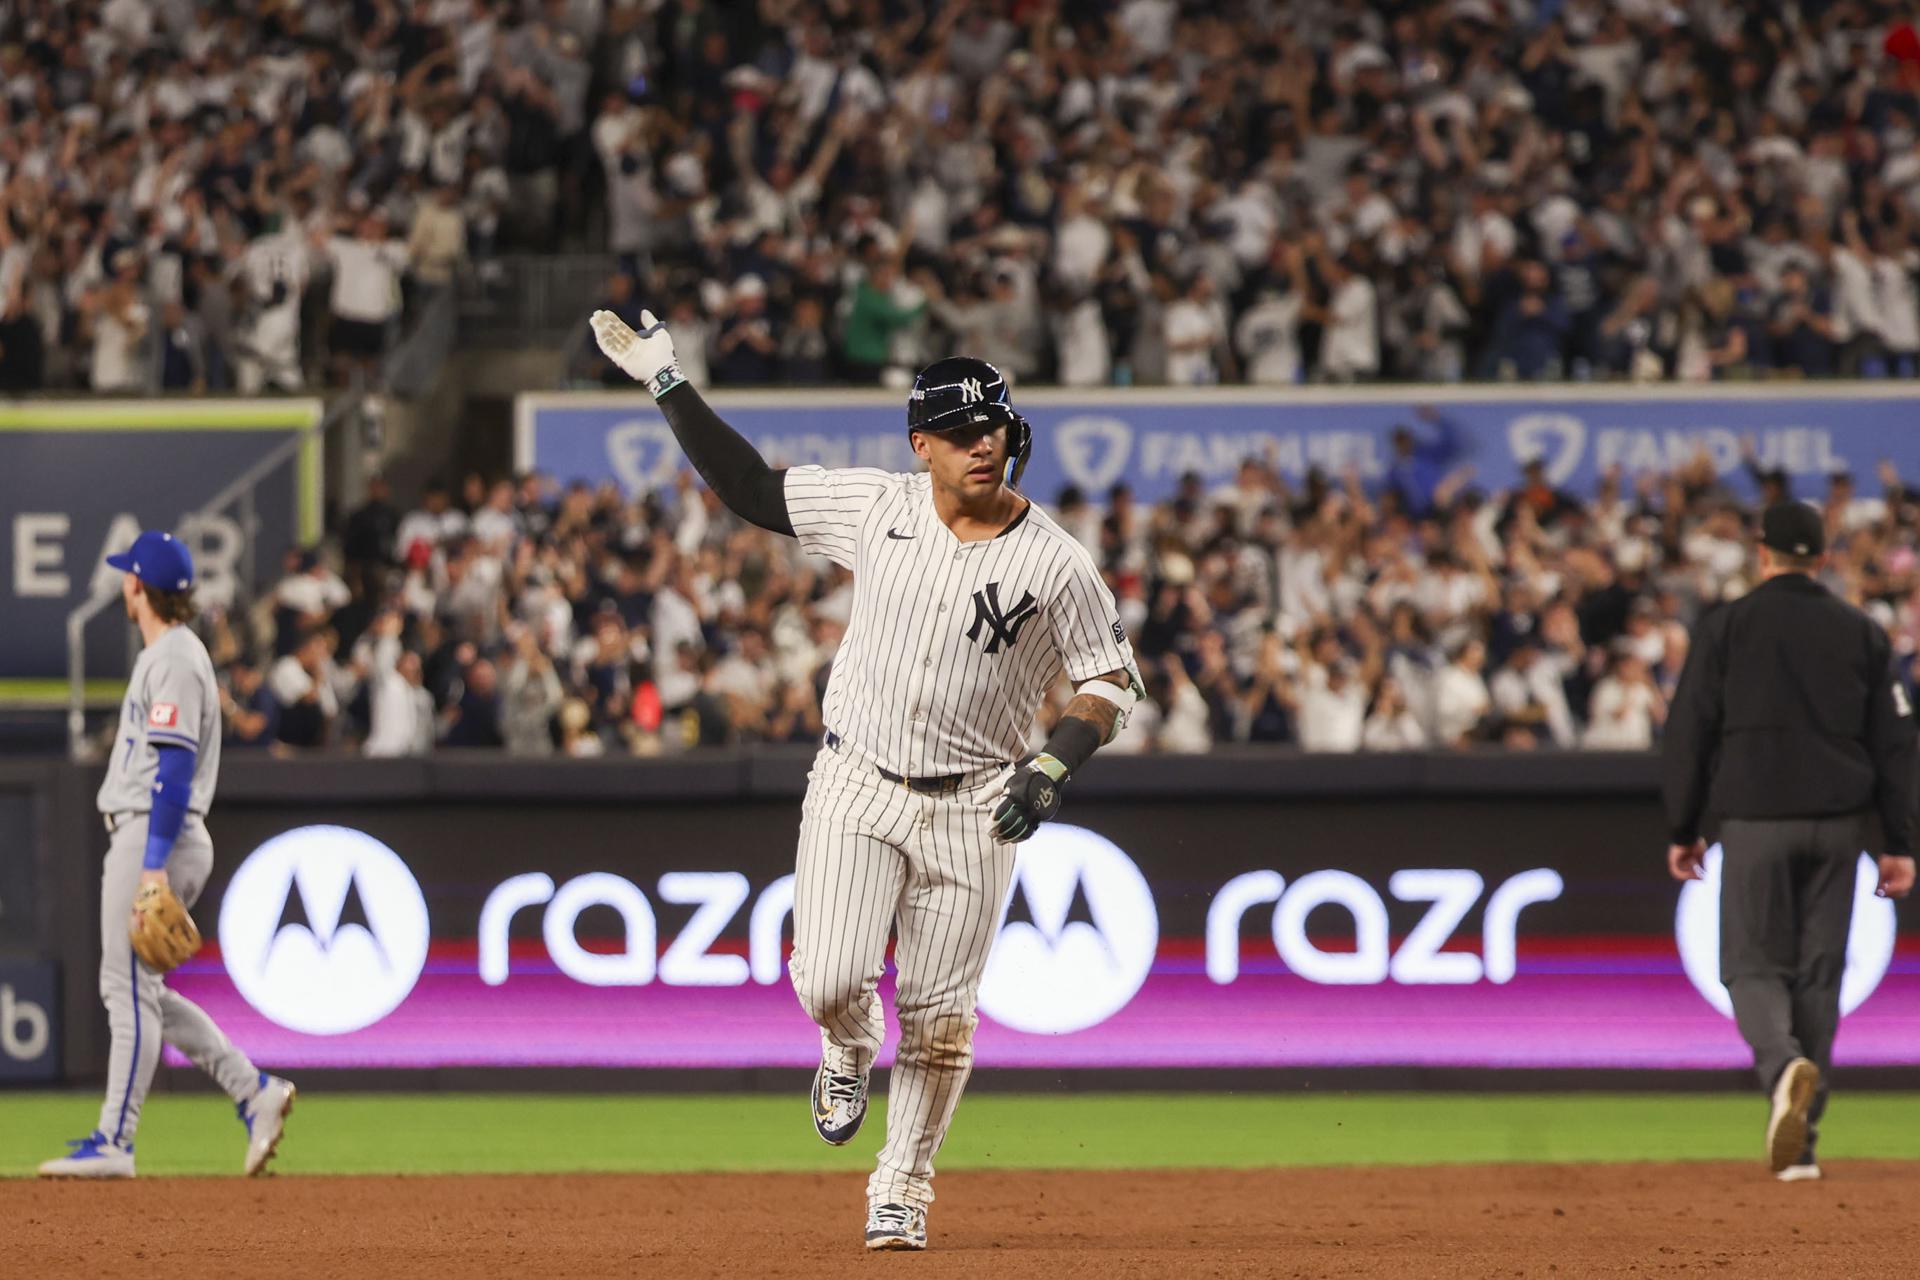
[130, 881, 202, 972]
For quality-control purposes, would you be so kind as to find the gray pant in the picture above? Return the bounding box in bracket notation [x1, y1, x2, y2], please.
[98, 813, 259, 1146]
[1719, 815, 1863, 1154]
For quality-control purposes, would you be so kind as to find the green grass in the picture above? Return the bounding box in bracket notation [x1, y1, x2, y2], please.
[5, 1092, 1920, 1179]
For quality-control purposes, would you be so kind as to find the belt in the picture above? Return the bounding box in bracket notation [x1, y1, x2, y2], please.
[824, 730, 971, 795]
[103, 809, 202, 833]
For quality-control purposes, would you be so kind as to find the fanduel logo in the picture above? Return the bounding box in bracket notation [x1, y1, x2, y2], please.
[1505, 412, 1587, 486]
[606, 420, 683, 493]
[1675, 846, 1895, 1018]
[1054, 416, 1134, 491]
[978, 825, 1157, 1034]
[220, 826, 430, 1035]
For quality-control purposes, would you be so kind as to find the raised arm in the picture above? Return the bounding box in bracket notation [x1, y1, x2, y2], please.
[590, 309, 793, 535]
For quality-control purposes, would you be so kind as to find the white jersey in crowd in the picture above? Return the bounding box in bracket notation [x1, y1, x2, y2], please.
[784, 465, 1135, 777]
[97, 623, 221, 816]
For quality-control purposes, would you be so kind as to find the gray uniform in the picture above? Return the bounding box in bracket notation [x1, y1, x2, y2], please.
[96, 624, 258, 1147]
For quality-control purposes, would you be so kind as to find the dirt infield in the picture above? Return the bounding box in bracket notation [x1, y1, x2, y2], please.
[6, 1163, 1914, 1277]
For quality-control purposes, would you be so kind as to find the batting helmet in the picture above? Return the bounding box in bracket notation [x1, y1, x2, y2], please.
[906, 356, 1033, 487]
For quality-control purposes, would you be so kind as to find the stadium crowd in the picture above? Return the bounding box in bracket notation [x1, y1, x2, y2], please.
[9, 1, 1920, 393]
[194, 429, 1920, 757]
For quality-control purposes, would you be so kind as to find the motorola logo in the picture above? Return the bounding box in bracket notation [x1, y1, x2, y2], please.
[977, 824, 1157, 1034]
[220, 826, 430, 1035]
[1675, 845, 1896, 1019]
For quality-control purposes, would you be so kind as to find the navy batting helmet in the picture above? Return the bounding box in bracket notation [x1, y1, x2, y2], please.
[906, 356, 1033, 487]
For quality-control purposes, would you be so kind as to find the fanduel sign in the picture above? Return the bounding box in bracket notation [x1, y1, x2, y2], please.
[518, 388, 1920, 507]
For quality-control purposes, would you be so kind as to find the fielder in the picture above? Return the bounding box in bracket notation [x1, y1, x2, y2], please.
[39, 531, 296, 1179]
[592, 310, 1140, 1250]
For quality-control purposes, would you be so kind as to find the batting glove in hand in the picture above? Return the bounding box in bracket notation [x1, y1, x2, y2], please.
[989, 753, 1068, 843]
[590, 308, 686, 399]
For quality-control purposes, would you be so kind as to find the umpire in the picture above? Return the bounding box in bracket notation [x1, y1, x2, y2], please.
[1664, 500, 1917, 1181]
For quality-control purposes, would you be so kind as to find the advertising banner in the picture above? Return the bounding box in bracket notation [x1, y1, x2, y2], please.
[0, 399, 323, 686]
[0, 957, 59, 1082]
[516, 385, 1920, 510]
[162, 796, 1920, 1071]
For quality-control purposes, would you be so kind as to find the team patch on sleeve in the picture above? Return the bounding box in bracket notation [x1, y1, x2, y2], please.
[1112, 620, 1127, 645]
[149, 702, 179, 728]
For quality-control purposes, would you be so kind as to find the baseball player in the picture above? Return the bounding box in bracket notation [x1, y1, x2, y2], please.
[38, 531, 296, 1179]
[591, 310, 1140, 1251]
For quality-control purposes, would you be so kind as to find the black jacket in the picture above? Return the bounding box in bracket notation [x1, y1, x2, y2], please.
[1664, 574, 1918, 854]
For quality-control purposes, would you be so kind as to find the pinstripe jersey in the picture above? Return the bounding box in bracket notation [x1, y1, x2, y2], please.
[784, 465, 1134, 776]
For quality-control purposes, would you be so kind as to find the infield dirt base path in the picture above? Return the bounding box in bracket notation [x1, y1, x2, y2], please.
[6, 1163, 1914, 1277]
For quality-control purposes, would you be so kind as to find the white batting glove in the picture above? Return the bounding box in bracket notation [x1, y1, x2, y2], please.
[590, 308, 686, 399]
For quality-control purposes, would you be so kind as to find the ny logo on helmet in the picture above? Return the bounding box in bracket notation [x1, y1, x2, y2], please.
[965, 582, 1039, 654]
[959, 377, 984, 403]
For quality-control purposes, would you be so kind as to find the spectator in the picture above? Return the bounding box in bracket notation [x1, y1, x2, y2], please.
[1489, 639, 1577, 750]
[842, 256, 924, 383]
[501, 627, 563, 755]
[444, 657, 505, 748]
[268, 630, 340, 750]
[341, 477, 400, 597]
[83, 272, 149, 393]
[272, 550, 352, 657]
[364, 615, 436, 758]
[220, 659, 280, 751]
[1298, 659, 1368, 753]
[323, 210, 407, 383]
[1582, 651, 1667, 750]
[1361, 677, 1427, 752]
[1432, 638, 1492, 748]
[711, 276, 778, 385]
[1164, 273, 1226, 385]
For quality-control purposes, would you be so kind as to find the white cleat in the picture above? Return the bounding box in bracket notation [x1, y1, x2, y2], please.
[1766, 1057, 1819, 1175]
[864, 1201, 928, 1251]
[242, 1074, 297, 1176]
[38, 1132, 135, 1179]
[1776, 1161, 1823, 1183]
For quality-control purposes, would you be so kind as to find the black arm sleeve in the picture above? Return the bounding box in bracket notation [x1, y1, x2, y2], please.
[655, 383, 793, 535]
[1040, 714, 1103, 776]
[1864, 630, 1918, 857]
[1662, 609, 1725, 844]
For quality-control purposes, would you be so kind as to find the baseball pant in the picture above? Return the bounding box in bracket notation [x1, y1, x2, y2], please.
[1718, 814, 1864, 1153]
[787, 737, 1015, 1211]
[98, 814, 261, 1145]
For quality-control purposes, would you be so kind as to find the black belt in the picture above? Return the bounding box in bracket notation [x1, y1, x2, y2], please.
[824, 730, 971, 795]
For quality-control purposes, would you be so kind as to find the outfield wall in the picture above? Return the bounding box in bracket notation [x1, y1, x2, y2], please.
[8, 752, 1916, 1087]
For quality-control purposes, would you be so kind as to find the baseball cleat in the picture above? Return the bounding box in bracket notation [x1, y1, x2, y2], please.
[241, 1074, 297, 1176]
[38, 1131, 135, 1179]
[864, 1202, 928, 1251]
[1766, 1057, 1819, 1175]
[811, 1061, 869, 1145]
[1776, 1158, 1823, 1183]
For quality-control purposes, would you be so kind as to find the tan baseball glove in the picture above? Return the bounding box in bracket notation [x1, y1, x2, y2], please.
[130, 881, 202, 972]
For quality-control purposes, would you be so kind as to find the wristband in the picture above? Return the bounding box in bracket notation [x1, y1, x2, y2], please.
[646, 363, 688, 399]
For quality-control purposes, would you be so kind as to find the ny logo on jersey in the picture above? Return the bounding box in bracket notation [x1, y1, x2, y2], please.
[959, 376, 984, 403]
[965, 581, 1040, 654]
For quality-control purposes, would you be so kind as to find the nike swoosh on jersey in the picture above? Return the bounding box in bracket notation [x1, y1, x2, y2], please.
[886, 529, 915, 540]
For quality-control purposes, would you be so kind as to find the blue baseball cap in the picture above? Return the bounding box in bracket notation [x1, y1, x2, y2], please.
[105, 530, 195, 591]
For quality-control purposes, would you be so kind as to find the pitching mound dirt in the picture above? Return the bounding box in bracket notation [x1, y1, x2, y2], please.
[6, 1162, 1913, 1277]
